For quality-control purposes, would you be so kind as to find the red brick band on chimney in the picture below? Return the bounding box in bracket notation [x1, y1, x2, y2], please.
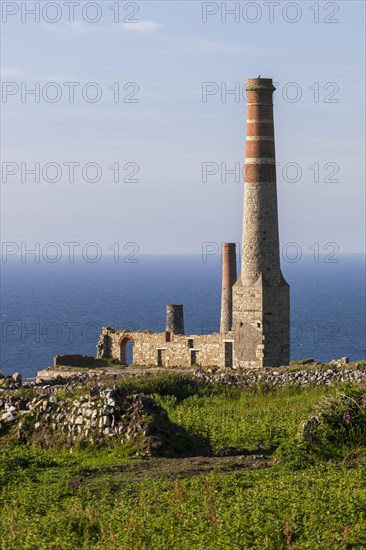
[241, 77, 281, 287]
[245, 79, 276, 184]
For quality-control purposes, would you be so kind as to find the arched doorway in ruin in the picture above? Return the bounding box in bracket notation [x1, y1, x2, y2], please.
[119, 335, 134, 366]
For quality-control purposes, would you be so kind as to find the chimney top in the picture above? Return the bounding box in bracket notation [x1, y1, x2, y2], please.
[246, 77, 275, 92]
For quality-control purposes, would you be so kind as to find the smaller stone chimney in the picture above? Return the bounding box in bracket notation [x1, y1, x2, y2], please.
[166, 304, 185, 336]
[220, 243, 237, 333]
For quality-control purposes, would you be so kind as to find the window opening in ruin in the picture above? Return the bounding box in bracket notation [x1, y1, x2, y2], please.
[224, 341, 233, 369]
[157, 349, 166, 367]
[120, 337, 133, 365]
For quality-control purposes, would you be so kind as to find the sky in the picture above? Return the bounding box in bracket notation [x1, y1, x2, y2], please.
[1, 0, 365, 256]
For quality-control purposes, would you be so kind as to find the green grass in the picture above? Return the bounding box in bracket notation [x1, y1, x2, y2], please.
[1, 374, 365, 549]
[152, 384, 339, 453]
[0, 450, 365, 549]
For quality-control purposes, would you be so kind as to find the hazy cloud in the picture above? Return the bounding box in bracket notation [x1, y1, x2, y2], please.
[1, 66, 74, 82]
[120, 20, 161, 33]
[1, 67, 28, 78]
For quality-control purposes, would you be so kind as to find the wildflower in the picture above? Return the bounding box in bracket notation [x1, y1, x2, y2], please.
[343, 411, 351, 424]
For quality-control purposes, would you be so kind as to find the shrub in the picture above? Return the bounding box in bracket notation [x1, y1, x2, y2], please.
[278, 386, 366, 465]
[116, 372, 206, 401]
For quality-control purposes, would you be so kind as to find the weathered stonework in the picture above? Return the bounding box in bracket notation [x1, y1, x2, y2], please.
[96, 328, 231, 368]
[232, 77, 290, 368]
[166, 304, 185, 340]
[220, 243, 237, 333]
[53, 355, 95, 367]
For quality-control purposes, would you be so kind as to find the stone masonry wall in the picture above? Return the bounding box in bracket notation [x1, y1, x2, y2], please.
[97, 328, 230, 369]
[232, 276, 264, 368]
[53, 355, 95, 367]
[262, 275, 290, 366]
[232, 273, 289, 368]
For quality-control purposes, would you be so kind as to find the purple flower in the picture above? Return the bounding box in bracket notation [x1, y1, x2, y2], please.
[343, 411, 351, 424]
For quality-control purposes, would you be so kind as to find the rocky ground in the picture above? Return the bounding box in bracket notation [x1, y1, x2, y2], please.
[0, 380, 207, 456]
[194, 360, 366, 387]
[29, 357, 366, 388]
[1, 359, 365, 457]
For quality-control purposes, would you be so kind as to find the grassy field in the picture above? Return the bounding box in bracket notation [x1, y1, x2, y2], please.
[1, 375, 365, 549]
[153, 384, 336, 453]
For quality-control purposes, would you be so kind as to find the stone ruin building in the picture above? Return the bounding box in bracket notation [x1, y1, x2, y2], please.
[93, 77, 290, 369]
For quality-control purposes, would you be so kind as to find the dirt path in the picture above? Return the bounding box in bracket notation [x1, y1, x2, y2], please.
[80, 454, 272, 483]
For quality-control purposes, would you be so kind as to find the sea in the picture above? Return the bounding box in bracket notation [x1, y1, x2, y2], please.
[1, 254, 365, 378]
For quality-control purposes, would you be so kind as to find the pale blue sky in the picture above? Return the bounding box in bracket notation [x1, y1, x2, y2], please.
[1, 0, 365, 254]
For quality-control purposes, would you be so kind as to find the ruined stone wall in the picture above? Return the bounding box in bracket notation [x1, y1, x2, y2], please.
[53, 355, 95, 367]
[232, 277, 264, 368]
[262, 275, 290, 366]
[232, 273, 289, 368]
[97, 328, 229, 368]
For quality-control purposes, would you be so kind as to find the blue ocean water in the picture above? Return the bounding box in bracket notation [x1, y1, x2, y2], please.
[1, 255, 365, 378]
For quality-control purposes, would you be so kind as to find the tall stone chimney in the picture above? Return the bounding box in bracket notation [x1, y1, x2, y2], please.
[166, 304, 185, 336]
[232, 77, 290, 368]
[220, 243, 237, 333]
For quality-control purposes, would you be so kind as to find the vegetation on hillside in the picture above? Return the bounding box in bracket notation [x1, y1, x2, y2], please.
[1, 372, 365, 549]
